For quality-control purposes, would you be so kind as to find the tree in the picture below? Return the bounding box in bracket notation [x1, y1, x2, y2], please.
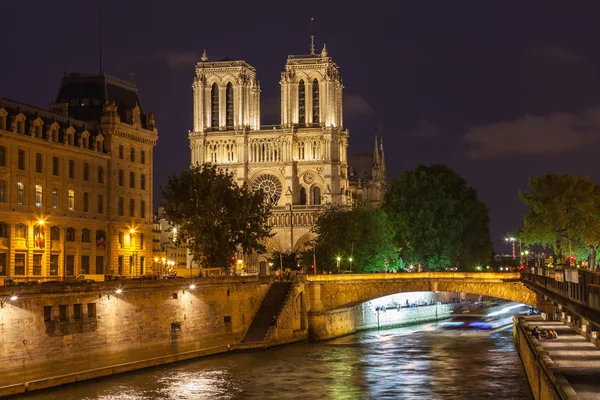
[383, 164, 492, 271]
[520, 173, 600, 268]
[304, 204, 399, 273]
[266, 250, 300, 271]
[160, 164, 273, 269]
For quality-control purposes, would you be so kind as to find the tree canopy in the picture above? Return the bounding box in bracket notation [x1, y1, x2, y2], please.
[160, 164, 273, 269]
[305, 204, 399, 273]
[382, 164, 492, 271]
[520, 173, 600, 266]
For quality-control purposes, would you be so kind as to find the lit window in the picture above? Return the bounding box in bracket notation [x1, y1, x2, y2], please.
[52, 189, 58, 209]
[17, 182, 25, 205]
[0, 181, 6, 203]
[68, 190, 74, 211]
[35, 185, 42, 207]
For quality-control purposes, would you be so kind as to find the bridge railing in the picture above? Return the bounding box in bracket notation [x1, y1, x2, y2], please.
[521, 267, 600, 311]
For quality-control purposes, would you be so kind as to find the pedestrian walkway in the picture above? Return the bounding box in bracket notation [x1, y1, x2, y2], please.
[523, 317, 600, 400]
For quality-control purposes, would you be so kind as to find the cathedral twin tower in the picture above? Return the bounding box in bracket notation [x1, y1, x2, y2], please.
[189, 44, 348, 209]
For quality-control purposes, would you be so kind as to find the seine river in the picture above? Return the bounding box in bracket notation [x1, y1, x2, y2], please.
[21, 323, 532, 400]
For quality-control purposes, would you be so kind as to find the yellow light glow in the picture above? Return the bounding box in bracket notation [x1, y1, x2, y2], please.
[237, 259, 243, 265]
[129, 228, 136, 234]
[162, 257, 166, 263]
[37, 219, 45, 226]
[154, 257, 159, 262]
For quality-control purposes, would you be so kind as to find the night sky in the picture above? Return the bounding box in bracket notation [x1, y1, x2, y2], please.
[2, 1, 599, 252]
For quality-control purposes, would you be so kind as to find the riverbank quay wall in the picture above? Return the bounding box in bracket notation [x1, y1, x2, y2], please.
[0, 277, 271, 397]
[513, 316, 579, 400]
[305, 273, 536, 340]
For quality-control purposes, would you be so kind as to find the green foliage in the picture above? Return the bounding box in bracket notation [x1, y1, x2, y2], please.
[383, 164, 493, 271]
[160, 164, 273, 269]
[520, 173, 600, 266]
[266, 250, 301, 271]
[305, 204, 399, 273]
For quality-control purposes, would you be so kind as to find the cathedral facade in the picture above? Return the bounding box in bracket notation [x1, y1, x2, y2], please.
[188, 44, 385, 272]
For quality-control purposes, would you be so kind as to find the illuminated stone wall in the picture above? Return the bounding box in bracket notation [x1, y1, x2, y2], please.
[0, 278, 269, 391]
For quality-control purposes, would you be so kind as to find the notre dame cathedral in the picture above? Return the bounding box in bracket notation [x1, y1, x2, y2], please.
[188, 42, 386, 272]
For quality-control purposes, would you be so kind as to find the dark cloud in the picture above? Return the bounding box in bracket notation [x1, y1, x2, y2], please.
[410, 119, 441, 138]
[162, 52, 200, 69]
[344, 94, 374, 117]
[463, 106, 600, 159]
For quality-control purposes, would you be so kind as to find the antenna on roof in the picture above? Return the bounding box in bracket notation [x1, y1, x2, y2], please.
[99, 12, 103, 73]
[310, 17, 315, 55]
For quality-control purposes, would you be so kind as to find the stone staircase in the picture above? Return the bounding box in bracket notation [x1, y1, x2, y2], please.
[242, 282, 293, 344]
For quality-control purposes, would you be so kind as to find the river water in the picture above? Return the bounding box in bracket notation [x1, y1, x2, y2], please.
[21, 323, 532, 400]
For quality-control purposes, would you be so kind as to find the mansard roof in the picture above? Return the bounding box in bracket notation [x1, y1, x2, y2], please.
[54, 72, 147, 126]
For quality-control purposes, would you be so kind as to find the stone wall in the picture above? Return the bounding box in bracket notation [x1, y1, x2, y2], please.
[0, 277, 270, 395]
[265, 282, 309, 345]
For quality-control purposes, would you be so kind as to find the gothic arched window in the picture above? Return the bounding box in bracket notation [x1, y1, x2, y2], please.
[298, 80, 306, 124]
[300, 187, 307, 205]
[312, 79, 319, 124]
[211, 83, 219, 128]
[313, 187, 321, 205]
[226, 83, 234, 127]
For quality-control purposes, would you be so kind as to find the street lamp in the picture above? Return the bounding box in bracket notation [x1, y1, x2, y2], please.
[349, 257, 353, 273]
[337, 256, 341, 274]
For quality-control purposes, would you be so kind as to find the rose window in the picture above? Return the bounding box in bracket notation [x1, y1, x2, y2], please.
[253, 174, 282, 204]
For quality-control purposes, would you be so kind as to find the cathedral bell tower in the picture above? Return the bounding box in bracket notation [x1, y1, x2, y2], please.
[280, 44, 343, 128]
[192, 50, 261, 133]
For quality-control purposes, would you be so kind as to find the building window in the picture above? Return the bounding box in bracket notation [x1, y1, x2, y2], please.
[312, 79, 320, 124]
[118, 232, 124, 249]
[0, 253, 5, 276]
[96, 231, 106, 250]
[300, 187, 307, 205]
[17, 182, 25, 205]
[119, 170, 124, 186]
[119, 145, 124, 159]
[50, 254, 59, 276]
[66, 255, 75, 276]
[81, 256, 90, 274]
[98, 166, 104, 183]
[44, 306, 52, 322]
[0, 146, 5, 166]
[95, 256, 104, 274]
[118, 197, 124, 216]
[17, 149, 25, 170]
[141, 174, 146, 190]
[298, 80, 306, 124]
[68, 190, 74, 210]
[98, 194, 104, 214]
[83, 163, 89, 180]
[59, 304, 68, 322]
[88, 303, 96, 318]
[129, 198, 135, 217]
[140, 256, 145, 275]
[15, 224, 27, 239]
[66, 228, 75, 242]
[140, 200, 146, 218]
[36, 153, 42, 173]
[129, 171, 135, 188]
[313, 187, 321, 205]
[130, 147, 135, 162]
[74, 303, 83, 320]
[0, 180, 6, 203]
[226, 82, 234, 127]
[211, 83, 219, 127]
[140, 233, 145, 249]
[0, 223, 7, 238]
[52, 188, 58, 208]
[14, 253, 25, 275]
[68, 160, 74, 178]
[51, 226, 60, 241]
[83, 192, 89, 212]
[141, 150, 145, 164]
[81, 229, 90, 243]
[35, 185, 42, 207]
[298, 142, 305, 160]
[33, 254, 42, 276]
[52, 157, 59, 175]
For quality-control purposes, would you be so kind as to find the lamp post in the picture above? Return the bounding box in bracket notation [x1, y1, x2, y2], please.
[337, 256, 341, 274]
[349, 257, 353, 273]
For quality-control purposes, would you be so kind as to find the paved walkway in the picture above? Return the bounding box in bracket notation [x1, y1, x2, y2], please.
[523, 317, 600, 400]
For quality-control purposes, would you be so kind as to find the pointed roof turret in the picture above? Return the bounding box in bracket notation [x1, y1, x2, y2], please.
[373, 135, 380, 165]
[380, 137, 386, 176]
[321, 43, 328, 57]
[201, 49, 208, 62]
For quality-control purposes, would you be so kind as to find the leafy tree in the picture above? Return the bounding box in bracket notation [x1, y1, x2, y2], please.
[304, 204, 399, 273]
[160, 164, 273, 269]
[520, 173, 600, 268]
[266, 250, 301, 271]
[383, 164, 492, 271]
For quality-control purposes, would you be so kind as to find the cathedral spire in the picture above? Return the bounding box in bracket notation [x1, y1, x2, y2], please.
[373, 135, 380, 165]
[201, 49, 208, 62]
[321, 43, 328, 57]
[310, 17, 315, 55]
[380, 138, 386, 176]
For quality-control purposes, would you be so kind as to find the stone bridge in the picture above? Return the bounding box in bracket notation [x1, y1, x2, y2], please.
[299, 272, 537, 340]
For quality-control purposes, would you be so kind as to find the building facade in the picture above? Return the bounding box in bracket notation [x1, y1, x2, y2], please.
[188, 45, 385, 271]
[0, 73, 158, 281]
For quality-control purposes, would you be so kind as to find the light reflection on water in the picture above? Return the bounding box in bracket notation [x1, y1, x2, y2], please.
[19, 324, 532, 400]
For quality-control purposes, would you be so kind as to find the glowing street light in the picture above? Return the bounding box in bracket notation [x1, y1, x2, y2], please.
[336, 256, 341, 274]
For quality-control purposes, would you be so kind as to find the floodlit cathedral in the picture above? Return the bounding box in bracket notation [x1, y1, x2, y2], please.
[188, 42, 385, 273]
